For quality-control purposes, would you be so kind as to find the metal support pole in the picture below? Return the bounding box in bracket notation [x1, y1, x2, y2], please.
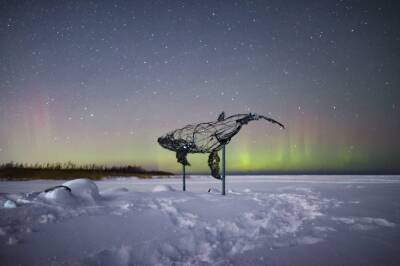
[182, 164, 186, 191]
[222, 144, 226, 195]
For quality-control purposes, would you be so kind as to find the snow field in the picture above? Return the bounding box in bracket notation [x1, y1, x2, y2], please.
[0, 176, 399, 266]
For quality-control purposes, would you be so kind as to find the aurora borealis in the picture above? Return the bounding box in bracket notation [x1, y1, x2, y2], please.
[1, 1, 399, 174]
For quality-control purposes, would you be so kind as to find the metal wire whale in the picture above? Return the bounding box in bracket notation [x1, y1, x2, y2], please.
[157, 112, 285, 179]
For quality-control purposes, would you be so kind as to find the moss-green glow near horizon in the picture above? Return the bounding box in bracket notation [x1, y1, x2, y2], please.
[152, 132, 385, 173]
[2, 113, 397, 174]
[2, 110, 398, 174]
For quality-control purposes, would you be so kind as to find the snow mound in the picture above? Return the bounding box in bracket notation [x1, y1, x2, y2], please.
[43, 187, 74, 203]
[62, 179, 100, 202]
[332, 216, 396, 230]
[3, 200, 17, 208]
[152, 185, 175, 192]
[39, 179, 100, 204]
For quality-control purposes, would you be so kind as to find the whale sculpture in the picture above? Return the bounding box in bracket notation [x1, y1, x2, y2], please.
[157, 112, 284, 179]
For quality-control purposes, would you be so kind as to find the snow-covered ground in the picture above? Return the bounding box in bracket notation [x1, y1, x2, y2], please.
[1, 175, 399, 266]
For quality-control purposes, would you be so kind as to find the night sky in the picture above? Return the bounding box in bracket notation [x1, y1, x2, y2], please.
[1, 0, 399, 173]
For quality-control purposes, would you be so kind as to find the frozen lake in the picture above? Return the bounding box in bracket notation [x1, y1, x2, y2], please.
[1, 175, 400, 265]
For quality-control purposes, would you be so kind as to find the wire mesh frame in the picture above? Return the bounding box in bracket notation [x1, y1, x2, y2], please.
[158, 113, 285, 193]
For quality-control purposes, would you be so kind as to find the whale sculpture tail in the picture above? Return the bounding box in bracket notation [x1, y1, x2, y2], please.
[234, 113, 285, 129]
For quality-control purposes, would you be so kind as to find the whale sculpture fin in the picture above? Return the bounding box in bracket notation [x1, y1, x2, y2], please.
[208, 150, 221, 179]
[176, 149, 190, 166]
[217, 111, 225, 121]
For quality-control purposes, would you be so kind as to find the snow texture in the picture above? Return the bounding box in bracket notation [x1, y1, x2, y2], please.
[0, 175, 399, 266]
[152, 184, 176, 192]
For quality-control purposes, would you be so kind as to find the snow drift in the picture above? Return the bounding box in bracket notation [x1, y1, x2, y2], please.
[0, 175, 399, 266]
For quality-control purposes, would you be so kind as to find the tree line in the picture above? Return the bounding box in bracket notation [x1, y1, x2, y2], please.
[0, 161, 173, 180]
[0, 161, 147, 172]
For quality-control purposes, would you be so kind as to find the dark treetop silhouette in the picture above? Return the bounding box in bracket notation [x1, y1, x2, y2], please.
[158, 112, 285, 179]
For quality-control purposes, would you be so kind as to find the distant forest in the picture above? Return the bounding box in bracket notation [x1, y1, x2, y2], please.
[0, 161, 173, 180]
